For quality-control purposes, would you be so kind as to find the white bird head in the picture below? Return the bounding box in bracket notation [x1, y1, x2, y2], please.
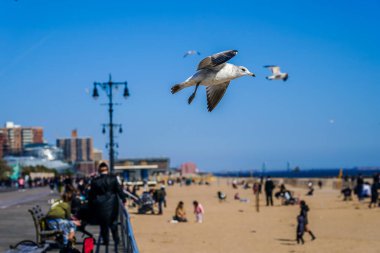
[237, 66, 255, 77]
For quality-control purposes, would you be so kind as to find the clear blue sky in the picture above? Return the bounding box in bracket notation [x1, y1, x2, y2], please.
[1, 0, 379, 171]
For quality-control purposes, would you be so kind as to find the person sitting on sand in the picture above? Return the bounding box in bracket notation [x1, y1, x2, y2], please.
[193, 201, 204, 223]
[217, 191, 227, 201]
[173, 201, 187, 222]
[341, 187, 352, 201]
[306, 181, 314, 196]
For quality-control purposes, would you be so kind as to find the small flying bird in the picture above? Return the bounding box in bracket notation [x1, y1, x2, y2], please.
[264, 65, 288, 81]
[183, 50, 201, 58]
[171, 49, 255, 112]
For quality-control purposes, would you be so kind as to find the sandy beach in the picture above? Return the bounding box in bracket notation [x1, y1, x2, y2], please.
[129, 178, 380, 253]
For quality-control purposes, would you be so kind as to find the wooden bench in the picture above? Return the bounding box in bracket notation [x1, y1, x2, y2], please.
[28, 205, 63, 246]
[29, 205, 94, 247]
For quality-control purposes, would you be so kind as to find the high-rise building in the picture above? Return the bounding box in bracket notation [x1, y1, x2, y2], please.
[56, 136, 94, 163]
[0, 122, 44, 156]
[92, 148, 103, 162]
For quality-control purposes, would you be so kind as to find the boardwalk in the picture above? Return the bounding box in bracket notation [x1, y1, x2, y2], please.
[0, 187, 55, 251]
[0, 187, 131, 253]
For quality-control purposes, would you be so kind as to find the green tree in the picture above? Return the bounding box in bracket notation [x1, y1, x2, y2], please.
[0, 159, 11, 180]
[21, 165, 57, 175]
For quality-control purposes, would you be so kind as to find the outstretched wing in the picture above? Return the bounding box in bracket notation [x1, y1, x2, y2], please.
[198, 50, 238, 70]
[264, 65, 281, 74]
[206, 81, 230, 112]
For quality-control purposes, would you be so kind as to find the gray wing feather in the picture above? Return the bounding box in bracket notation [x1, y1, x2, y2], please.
[206, 81, 230, 112]
[197, 50, 238, 70]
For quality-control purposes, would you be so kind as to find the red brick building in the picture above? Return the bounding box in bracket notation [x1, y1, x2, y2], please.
[0, 122, 44, 156]
[180, 162, 198, 175]
[0, 131, 7, 158]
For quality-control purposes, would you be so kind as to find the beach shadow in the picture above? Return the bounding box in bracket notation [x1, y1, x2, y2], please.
[276, 238, 295, 242]
[275, 238, 297, 246]
[281, 242, 297, 246]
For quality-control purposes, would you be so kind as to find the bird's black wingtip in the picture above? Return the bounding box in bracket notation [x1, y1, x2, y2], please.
[171, 84, 181, 94]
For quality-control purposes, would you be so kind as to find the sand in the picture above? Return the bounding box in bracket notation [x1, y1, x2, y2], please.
[129, 179, 380, 253]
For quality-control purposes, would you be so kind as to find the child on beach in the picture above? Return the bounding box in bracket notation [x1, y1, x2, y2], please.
[296, 214, 305, 244]
[193, 201, 204, 223]
[300, 200, 316, 241]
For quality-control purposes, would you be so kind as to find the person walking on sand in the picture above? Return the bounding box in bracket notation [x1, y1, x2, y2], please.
[193, 201, 204, 223]
[264, 176, 275, 206]
[300, 200, 316, 241]
[296, 214, 305, 244]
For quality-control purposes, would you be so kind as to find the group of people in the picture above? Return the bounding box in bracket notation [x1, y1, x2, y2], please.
[341, 173, 380, 208]
[133, 186, 167, 215]
[253, 176, 298, 206]
[0, 175, 51, 190]
[45, 162, 126, 251]
[172, 200, 204, 223]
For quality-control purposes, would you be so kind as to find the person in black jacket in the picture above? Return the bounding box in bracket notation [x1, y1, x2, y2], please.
[296, 214, 305, 244]
[299, 200, 316, 241]
[369, 174, 379, 208]
[356, 174, 364, 201]
[264, 176, 275, 206]
[88, 162, 126, 249]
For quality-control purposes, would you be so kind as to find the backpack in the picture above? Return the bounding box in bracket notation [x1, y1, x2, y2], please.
[82, 237, 95, 253]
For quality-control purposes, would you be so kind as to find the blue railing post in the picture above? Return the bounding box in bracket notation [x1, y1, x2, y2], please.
[118, 199, 139, 253]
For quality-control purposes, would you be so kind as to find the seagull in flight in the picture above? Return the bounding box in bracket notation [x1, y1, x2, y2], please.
[264, 65, 288, 81]
[171, 50, 255, 112]
[183, 50, 201, 58]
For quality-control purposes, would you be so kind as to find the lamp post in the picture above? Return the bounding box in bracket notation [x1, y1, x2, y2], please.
[92, 74, 129, 172]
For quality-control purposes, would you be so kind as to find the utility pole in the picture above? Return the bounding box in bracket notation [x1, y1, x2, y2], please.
[92, 74, 130, 172]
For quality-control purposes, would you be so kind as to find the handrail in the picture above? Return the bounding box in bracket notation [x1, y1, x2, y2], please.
[118, 198, 139, 253]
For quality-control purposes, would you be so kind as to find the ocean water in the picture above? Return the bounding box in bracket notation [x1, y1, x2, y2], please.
[214, 167, 380, 178]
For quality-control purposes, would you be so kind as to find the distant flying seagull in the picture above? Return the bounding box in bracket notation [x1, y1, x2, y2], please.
[171, 49, 255, 112]
[183, 50, 201, 58]
[264, 65, 288, 81]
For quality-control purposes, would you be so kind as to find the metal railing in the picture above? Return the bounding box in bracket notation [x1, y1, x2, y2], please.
[118, 199, 139, 253]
